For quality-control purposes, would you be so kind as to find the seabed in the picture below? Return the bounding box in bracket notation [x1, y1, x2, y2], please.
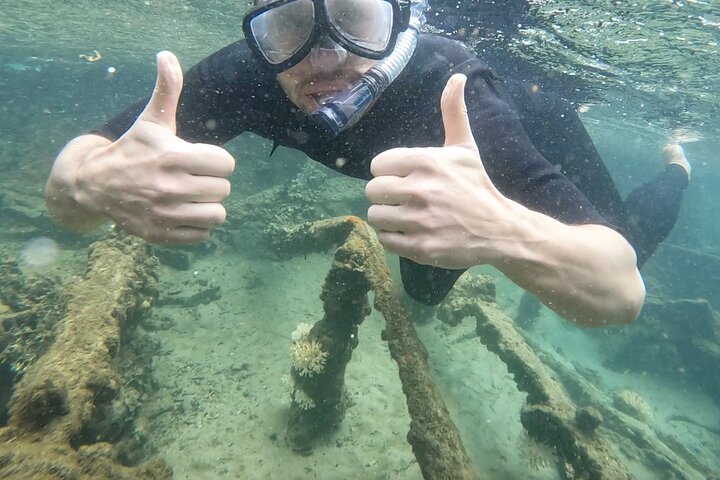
[1, 207, 718, 479]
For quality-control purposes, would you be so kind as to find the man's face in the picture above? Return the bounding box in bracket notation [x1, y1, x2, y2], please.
[254, 0, 388, 112]
[277, 49, 378, 113]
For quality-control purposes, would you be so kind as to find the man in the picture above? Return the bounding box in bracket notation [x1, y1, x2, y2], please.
[45, 0, 689, 327]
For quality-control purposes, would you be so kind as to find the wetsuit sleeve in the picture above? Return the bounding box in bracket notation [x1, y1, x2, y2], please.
[460, 61, 614, 227]
[93, 41, 269, 145]
[502, 81, 628, 228]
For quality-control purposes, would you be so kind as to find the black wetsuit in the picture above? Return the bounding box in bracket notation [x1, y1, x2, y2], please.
[96, 34, 687, 305]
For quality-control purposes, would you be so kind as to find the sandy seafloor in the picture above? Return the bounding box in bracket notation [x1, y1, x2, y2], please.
[130, 241, 720, 480]
[139, 248, 542, 479]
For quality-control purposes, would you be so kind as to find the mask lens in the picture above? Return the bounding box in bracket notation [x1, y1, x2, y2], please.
[326, 0, 394, 52]
[250, 0, 316, 65]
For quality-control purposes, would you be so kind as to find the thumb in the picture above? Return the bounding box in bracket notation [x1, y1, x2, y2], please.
[138, 51, 184, 134]
[441, 74, 478, 152]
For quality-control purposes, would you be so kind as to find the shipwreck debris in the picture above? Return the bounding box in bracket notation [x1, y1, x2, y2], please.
[274, 216, 478, 479]
[0, 234, 171, 480]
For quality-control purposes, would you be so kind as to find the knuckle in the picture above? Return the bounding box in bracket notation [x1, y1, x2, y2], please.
[415, 238, 431, 256]
[148, 203, 172, 222]
[220, 179, 232, 199]
[406, 184, 429, 205]
[157, 148, 186, 170]
[367, 178, 394, 204]
[144, 228, 167, 245]
[193, 230, 211, 243]
[425, 242, 441, 261]
[376, 231, 392, 247]
[415, 238, 438, 263]
[420, 179, 446, 202]
[183, 229, 210, 244]
[366, 205, 380, 225]
[149, 177, 180, 200]
[364, 180, 377, 200]
[209, 204, 227, 226]
[207, 145, 235, 176]
[411, 151, 435, 170]
[223, 153, 236, 176]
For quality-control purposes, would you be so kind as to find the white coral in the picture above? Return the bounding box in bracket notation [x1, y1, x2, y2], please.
[290, 322, 313, 343]
[291, 337, 328, 377]
[292, 388, 316, 410]
[283, 373, 317, 410]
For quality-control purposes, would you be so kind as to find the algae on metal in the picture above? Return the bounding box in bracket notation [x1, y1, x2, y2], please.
[439, 276, 720, 479]
[0, 234, 171, 480]
[0, 260, 64, 378]
[439, 282, 634, 479]
[274, 215, 478, 480]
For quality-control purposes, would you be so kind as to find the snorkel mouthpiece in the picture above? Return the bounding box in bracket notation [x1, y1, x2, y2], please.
[310, 67, 387, 136]
[310, 0, 428, 137]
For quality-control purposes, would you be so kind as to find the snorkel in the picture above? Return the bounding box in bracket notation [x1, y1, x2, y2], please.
[309, 0, 428, 137]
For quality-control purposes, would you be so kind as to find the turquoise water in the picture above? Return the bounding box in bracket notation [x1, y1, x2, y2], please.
[1, 1, 719, 479]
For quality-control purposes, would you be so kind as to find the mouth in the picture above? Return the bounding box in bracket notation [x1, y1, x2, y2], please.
[303, 80, 350, 106]
[310, 92, 335, 105]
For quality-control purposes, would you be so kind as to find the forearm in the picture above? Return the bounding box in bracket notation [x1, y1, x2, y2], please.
[45, 134, 112, 231]
[490, 203, 645, 327]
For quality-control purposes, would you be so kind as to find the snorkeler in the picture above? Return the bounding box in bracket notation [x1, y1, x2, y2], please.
[45, 0, 689, 327]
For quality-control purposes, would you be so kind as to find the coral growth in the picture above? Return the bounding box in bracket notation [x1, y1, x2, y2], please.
[292, 388, 316, 410]
[291, 336, 328, 378]
[287, 322, 327, 411]
[613, 389, 653, 422]
[290, 322, 313, 343]
[282, 374, 317, 410]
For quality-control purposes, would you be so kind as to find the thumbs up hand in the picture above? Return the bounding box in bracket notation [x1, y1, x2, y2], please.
[70, 51, 235, 243]
[366, 74, 515, 269]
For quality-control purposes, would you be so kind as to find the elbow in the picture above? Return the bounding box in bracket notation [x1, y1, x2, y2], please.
[610, 269, 646, 326]
[589, 230, 646, 327]
[609, 238, 646, 325]
[579, 265, 646, 328]
[626, 267, 647, 322]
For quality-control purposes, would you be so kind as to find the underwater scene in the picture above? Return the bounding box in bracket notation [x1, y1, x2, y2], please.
[1, 0, 719, 479]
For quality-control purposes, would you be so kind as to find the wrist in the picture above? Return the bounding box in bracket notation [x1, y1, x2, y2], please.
[483, 199, 550, 271]
[45, 135, 112, 231]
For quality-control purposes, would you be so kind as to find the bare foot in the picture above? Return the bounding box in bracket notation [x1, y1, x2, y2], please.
[663, 144, 691, 180]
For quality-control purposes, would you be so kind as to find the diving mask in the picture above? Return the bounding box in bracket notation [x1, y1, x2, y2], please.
[243, 0, 411, 72]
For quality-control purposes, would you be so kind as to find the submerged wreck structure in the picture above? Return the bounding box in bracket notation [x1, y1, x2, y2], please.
[0, 217, 717, 479]
[271, 215, 718, 480]
[273, 216, 477, 479]
[0, 235, 171, 479]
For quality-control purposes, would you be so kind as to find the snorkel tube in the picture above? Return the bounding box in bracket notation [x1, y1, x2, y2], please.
[310, 0, 428, 137]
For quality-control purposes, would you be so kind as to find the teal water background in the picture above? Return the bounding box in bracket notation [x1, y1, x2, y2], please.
[2, 0, 718, 246]
[1, 1, 719, 478]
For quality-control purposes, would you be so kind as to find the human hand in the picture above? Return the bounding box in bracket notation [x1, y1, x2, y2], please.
[365, 73, 519, 269]
[73, 51, 235, 243]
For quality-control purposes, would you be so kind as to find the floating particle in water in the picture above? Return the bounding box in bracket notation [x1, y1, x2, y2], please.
[21, 237, 60, 267]
[578, 103, 592, 113]
[78, 50, 102, 62]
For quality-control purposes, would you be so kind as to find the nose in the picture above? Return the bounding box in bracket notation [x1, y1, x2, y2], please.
[308, 36, 348, 69]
